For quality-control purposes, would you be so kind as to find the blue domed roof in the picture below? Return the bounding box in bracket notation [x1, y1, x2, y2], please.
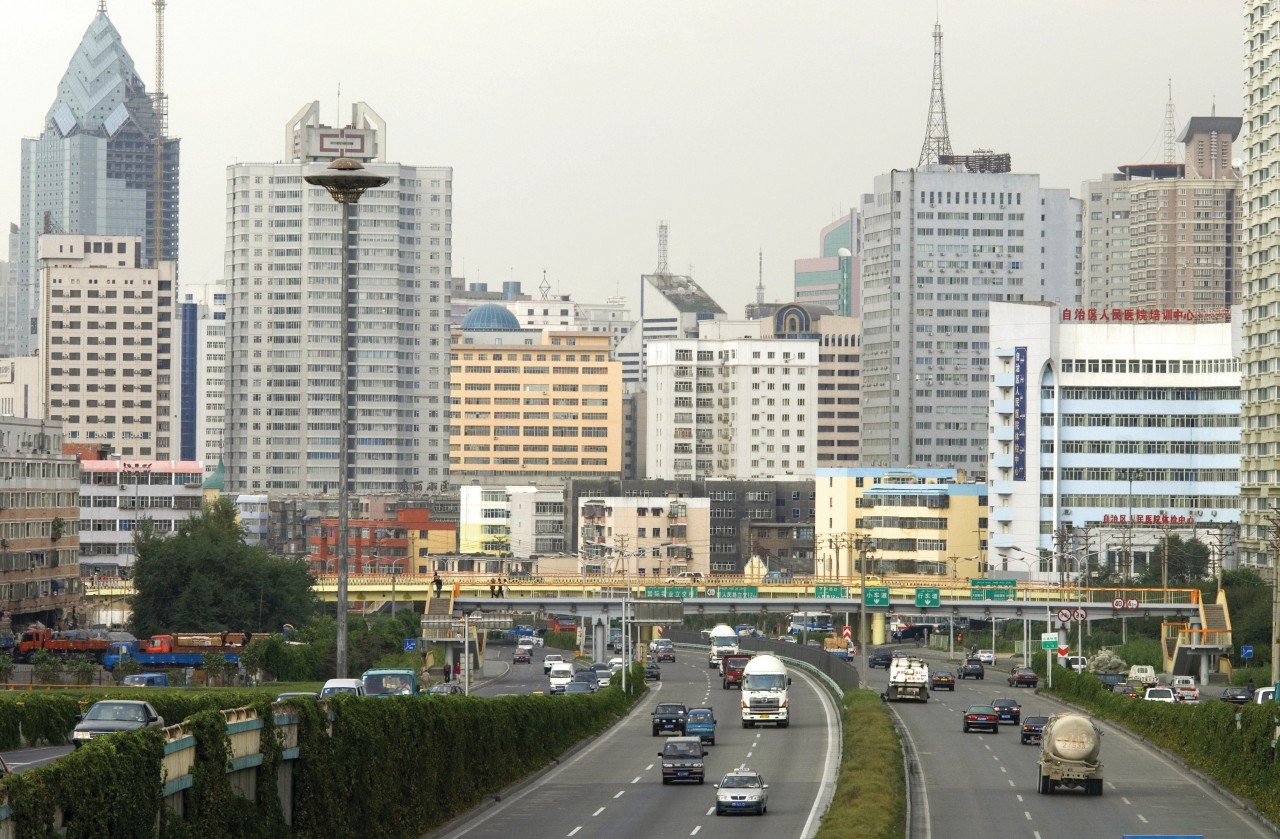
[461, 304, 521, 331]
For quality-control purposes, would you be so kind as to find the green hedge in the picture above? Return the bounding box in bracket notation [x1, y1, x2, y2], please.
[1045, 668, 1280, 821]
[815, 690, 905, 839]
[0, 668, 647, 838]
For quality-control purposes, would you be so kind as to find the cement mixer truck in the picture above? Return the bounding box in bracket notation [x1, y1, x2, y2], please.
[1037, 713, 1104, 796]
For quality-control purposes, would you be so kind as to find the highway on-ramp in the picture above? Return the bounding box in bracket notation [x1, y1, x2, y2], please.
[442, 646, 841, 839]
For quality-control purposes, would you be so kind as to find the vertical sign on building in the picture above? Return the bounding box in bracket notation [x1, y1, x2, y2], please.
[1013, 347, 1027, 481]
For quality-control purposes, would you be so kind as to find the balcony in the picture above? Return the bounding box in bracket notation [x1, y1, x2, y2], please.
[992, 425, 1014, 442]
[993, 400, 1014, 415]
[992, 453, 1014, 469]
[990, 506, 1014, 523]
[993, 372, 1015, 388]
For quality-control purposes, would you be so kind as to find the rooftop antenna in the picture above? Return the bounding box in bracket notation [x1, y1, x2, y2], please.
[539, 269, 551, 299]
[918, 19, 954, 167]
[98, 1, 107, 12]
[337, 82, 342, 124]
[1163, 78, 1177, 163]
[756, 249, 765, 306]
[656, 221, 669, 275]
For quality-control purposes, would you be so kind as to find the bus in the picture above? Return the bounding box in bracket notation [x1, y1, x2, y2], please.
[787, 611, 834, 635]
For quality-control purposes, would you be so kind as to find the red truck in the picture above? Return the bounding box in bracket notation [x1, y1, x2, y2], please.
[14, 628, 135, 663]
[721, 653, 753, 689]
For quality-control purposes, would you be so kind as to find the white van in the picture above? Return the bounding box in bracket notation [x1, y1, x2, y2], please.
[548, 664, 575, 694]
[1255, 686, 1275, 704]
[320, 678, 366, 698]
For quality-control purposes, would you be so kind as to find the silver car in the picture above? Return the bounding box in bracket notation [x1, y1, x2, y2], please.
[714, 766, 769, 815]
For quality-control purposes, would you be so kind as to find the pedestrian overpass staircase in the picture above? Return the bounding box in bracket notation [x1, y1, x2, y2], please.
[1162, 589, 1232, 678]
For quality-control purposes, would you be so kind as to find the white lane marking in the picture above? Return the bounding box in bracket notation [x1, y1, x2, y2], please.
[568, 829, 581, 837]
[691, 827, 702, 835]
[800, 668, 845, 839]
[705, 807, 716, 816]
[631, 776, 640, 784]
[1024, 811, 1032, 820]
[999, 766, 1007, 774]
[613, 790, 625, 799]
[1016, 794, 1023, 802]
[747, 751, 753, 758]
[1008, 779, 1016, 787]
[645, 763, 654, 772]
[592, 807, 605, 817]
[1138, 815, 1148, 823]
[1034, 833, 1042, 839]
[1122, 797, 1132, 805]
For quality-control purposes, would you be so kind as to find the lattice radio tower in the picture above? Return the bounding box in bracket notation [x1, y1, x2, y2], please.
[1163, 79, 1178, 163]
[918, 21, 954, 167]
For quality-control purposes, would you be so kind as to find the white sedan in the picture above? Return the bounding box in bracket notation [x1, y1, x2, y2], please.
[976, 649, 996, 665]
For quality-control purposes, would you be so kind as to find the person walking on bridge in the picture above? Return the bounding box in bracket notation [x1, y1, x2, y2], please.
[432, 572, 443, 598]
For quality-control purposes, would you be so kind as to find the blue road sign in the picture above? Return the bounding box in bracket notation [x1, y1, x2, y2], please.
[403, 638, 417, 653]
[1242, 645, 1254, 660]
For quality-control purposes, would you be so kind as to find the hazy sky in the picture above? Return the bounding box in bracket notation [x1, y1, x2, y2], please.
[5, 2, 1241, 316]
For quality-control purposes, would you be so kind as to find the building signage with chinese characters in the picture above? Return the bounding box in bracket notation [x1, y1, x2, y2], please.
[1060, 307, 1230, 324]
[1013, 347, 1027, 481]
[1101, 513, 1195, 525]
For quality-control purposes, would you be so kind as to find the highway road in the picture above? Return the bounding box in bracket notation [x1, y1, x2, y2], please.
[443, 644, 841, 838]
[876, 651, 1276, 839]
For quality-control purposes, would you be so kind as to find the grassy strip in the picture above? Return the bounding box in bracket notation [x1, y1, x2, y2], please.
[815, 689, 906, 838]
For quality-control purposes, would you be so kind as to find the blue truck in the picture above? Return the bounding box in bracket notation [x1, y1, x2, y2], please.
[102, 640, 239, 671]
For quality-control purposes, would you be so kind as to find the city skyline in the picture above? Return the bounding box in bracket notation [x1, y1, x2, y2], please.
[4, 2, 1241, 317]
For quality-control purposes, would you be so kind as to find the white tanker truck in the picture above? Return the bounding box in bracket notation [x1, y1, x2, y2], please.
[1037, 713, 1104, 796]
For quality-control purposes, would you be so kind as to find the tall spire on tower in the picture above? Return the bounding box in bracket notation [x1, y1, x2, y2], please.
[918, 20, 954, 168]
[1163, 79, 1177, 163]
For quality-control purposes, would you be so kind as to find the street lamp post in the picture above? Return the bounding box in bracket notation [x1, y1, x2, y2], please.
[304, 157, 390, 679]
[856, 534, 873, 691]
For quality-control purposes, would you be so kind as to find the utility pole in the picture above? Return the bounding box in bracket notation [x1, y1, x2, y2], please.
[856, 533, 873, 691]
[1267, 507, 1280, 687]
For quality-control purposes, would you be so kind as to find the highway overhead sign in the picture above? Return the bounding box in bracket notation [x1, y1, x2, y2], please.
[864, 586, 891, 607]
[914, 587, 940, 608]
[815, 585, 848, 598]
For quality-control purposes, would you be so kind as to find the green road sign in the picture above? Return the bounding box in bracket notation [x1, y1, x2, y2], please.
[914, 587, 940, 608]
[716, 586, 759, 598]
[815, 585, 848, 598]
[864, 586, 890, 607]
[1040, 632, 1058, 650]
[643, 586, 693, 599]
[970, 578, 1016, 601]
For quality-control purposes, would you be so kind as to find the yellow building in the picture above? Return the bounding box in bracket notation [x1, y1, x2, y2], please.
[450, 312, 623, 479]
[816, 467, 985, 582]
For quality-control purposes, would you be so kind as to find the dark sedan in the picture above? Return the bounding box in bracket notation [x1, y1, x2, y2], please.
[1007, 668, 1039, 688]
[991, 698, 1021, 724]
[71, 700, 165, 748]
[1221, 686, 1252, 705]
[657, 649, 676, 662]
[962, 705, 1000, 733]
[868, 648, 893, 669]
[512, 648, 531, 664]
[930, 671, 956, 691]
[1020, 715, 1049, 745]
[958, 659, 985, 680]
[645, 662, 662, 681]
[1115, 685, 1140, 699]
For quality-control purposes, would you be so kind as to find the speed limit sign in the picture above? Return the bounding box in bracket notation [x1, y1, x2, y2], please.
[1112, 597, 1125, 610]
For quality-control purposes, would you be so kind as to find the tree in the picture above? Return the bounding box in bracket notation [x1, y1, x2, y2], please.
[1139, 535, 1210, 587]
[129, 497, 317, 637]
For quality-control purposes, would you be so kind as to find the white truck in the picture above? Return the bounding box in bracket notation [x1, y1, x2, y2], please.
[707, 624, 740, 668]
[740, 654, 791, 728]
[1037, 713, 1104, 795]
[886, 655, 930, 702]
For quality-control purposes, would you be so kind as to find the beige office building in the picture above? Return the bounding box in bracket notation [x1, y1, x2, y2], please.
[449, 308, 623, 482]
[1082, 116, 1242, 312]
[1240, 3, 1280, 568]
[40, 234, 176, 459]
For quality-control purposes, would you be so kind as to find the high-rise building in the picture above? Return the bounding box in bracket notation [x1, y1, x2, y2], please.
[987, 301, 1239, 580]
[449, 307, 623, 484]
[223, 101, 451, 495]
[1081, 116, 1242, 312]
[181, 283, 226, 474]
[793, 212, 859, 316]
[9, 8, 178, 358]
[1240, 1, 1280, 568]
[858, 166, 1080, 478]
[40, 235, 177, 459]
[614, 273, 726, 393]
[645, 319, 818, 480]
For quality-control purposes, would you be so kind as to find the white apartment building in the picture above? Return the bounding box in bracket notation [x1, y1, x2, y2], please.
[645, 320, 818, 480]
[223, 101, 451, 495]
[859, 166, 1080, 478]
[578, 493, 711, 579]
[78, 458, 205, 577]
[615, 273, 726, 393]
[40, 234, 177, 459]
[1240, 2, 1280, 568]
[987, 301, 1239, 581]
[182, 283, 226, 476]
